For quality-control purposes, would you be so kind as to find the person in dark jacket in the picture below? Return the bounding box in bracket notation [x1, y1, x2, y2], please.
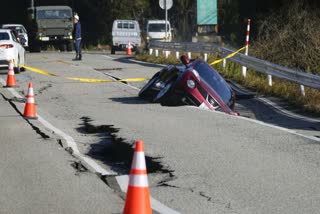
[73, 14, 82, 60]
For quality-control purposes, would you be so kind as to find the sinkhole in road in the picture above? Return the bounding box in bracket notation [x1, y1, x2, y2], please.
[77, 116, 174, 176]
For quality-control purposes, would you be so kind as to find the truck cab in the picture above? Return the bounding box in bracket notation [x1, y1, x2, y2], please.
[27, 5, 74, 52]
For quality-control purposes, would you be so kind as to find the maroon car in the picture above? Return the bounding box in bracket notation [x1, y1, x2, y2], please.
[139, 55, 238, 115]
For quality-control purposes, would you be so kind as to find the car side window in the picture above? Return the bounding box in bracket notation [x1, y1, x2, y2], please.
[10, 31, 19, 42]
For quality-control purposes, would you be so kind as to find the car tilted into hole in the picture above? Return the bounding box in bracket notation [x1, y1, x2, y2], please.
[139, 55, 238, 115]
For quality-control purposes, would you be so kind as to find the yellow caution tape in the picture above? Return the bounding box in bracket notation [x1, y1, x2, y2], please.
[66, 77, 149, 83]
[66, 77, 113, 82]
[210, 46, 246, 65]
[21, 65, 58, 76]
[19, 64, 149, 83]
[54, 60, 73, 65]
[118, 77, 149, 82]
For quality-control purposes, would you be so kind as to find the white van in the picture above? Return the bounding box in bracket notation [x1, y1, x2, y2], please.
[146, 20, 172, 42]
[111, 20, 141, 54]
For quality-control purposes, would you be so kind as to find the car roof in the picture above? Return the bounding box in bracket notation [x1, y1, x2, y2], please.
[2, 24, 24, 27]
[0, 29, 13, 33]
[113, 20, 139, 23]
[147, 20, 170, 23]
[36, 5, 72, 10]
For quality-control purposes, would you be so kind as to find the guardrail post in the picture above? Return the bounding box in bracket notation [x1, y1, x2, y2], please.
[176, 51, 179, 59]
[149, 48, 153, 55]
[268, 74, 272, 86]
[300, 85, 306, 96]
[165, 50, 170, 59]
[223, 59, 226, 69]
[242, 19, 251, 77]
[188, 52, 191, 59]
[204, 53, 208, 62]
[155, 49, 159, 57]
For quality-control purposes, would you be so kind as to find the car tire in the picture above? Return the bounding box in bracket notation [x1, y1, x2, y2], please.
[14, 56, 20, 74]
[66, 41, 73, 52]
[59, 43, 65, 52]
[111, 46, 115, 55]
[138, 72, 160, 101]
[20, 54, 26, 72]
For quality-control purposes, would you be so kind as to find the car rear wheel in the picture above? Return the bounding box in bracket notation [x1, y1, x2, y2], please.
[111, 46, 116, 54]
[14, 56, 20, 74]
[66, 41, 73, 52]
[138, 72, 160, 101]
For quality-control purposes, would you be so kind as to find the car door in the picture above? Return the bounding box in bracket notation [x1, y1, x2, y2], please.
[10, 31, 25, 66]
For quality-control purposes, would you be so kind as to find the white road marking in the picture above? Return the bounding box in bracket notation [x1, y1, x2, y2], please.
[116, 175, 181, 214]
[187, 105, 320, 142]
[257, 97, 320, 123]
[0, 77, 181, 214]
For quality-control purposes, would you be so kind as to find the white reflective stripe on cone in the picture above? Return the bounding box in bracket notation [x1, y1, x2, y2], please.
[129, 174, 149, 187]
[28, 88, 34, 95]
[8, 70, 15, 75]
[26, 97, 35, 103]
[131, 152, 146, 170]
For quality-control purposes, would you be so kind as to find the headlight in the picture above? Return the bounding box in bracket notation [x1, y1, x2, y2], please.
[187, 79, 196, 89]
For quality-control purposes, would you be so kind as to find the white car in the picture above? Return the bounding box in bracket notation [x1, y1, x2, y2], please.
[1, 24, 29, 48]
[0, 29, 25, 73]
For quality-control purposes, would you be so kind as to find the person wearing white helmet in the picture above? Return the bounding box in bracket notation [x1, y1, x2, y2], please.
[72, 13, 82, 60]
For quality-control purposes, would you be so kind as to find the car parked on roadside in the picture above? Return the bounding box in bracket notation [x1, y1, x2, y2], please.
[0, 29, 26, 73]
[139, 55, 238, 115]
[1, 24, 29, 49]
[111, 20, 141, 54]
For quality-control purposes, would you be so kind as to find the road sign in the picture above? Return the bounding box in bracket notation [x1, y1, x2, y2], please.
[159, 0, 173, 10]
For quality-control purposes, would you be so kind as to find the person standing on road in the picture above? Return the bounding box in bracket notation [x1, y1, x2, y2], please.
[73, 14, 82, 60]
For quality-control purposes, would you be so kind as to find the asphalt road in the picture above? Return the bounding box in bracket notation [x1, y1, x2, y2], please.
[0, 51, 319, 214]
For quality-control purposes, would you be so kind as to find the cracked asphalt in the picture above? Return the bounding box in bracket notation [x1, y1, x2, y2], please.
[0, 51, 320, 214]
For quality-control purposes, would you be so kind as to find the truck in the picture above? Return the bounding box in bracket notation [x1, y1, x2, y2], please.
[111, 20, 141, 54]
[146, 20, 172, 42]
[27, 5, 74, 52]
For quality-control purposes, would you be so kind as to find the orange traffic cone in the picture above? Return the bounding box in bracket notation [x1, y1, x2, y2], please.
[123, 140, 152, 214]
[23, 83, 37, 119]
[5, 59, 16, 87]
[126, 41, 132, 55]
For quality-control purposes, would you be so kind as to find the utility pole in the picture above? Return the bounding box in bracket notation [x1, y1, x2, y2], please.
[165, 0, 167, 40]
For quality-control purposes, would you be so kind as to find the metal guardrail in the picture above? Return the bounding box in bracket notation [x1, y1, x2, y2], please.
[150, 41, 320, 89]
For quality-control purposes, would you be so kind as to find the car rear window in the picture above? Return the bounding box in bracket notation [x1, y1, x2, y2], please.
[37, 9, 72, 19]
[0, 32, 10, 40]
[148, 23, 169, 32]
[117, 22, 135, 29]
[194, 61, 232, 105]
[3, 27, 23, 34]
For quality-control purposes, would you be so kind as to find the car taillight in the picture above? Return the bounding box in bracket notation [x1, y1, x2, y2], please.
[0, 44, 13, 49]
